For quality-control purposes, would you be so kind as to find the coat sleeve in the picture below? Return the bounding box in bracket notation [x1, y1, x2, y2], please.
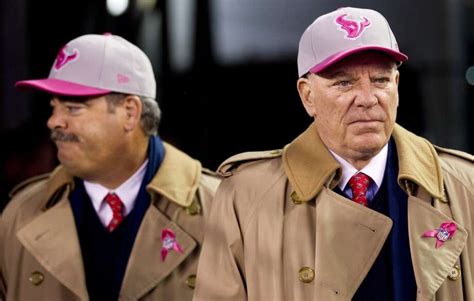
[193, 178, 247, 301]
[0, 215, 6, 301]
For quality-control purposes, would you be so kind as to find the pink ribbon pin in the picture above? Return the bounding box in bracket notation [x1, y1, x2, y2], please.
[161, 228, 183, 261]
[422, 221, 457, 249]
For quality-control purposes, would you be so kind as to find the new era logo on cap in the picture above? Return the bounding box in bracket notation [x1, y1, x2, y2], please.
[15, 34, 156, 99]
[297, 7, 408, 77]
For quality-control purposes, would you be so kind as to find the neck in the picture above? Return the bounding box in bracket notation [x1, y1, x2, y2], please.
[95, 135, 150, 189]
[347, 158, 371, 170]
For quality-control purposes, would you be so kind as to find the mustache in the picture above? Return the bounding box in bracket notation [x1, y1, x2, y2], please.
[50, 130, 80, 142]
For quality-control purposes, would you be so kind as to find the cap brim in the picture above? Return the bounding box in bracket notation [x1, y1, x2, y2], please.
[15, 78, 111, 97]
[309, 46, 408, 74]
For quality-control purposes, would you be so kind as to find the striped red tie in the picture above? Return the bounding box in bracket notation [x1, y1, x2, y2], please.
[348, 173, 371, 207]
[104, 193, 124, 232]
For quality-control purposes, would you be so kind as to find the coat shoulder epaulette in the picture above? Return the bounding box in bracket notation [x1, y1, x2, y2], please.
[434, 145, 473, 189]
[8, 173, 50, 198]
[434, 145, 474, 163]
[218, 149, 283, 177]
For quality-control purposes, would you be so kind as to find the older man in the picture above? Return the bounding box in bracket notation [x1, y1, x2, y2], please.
[0, 34, 220, 300]
[194, 7, 473, 301]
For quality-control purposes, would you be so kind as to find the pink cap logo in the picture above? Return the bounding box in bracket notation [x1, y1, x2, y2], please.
[117, 73, 130, 84]
[335, 14, 371, 39]
[54, 45, 78, 70]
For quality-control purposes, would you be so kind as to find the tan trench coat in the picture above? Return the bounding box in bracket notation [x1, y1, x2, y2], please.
[0, 142, 220, 301]
[194, 123, 473, 301]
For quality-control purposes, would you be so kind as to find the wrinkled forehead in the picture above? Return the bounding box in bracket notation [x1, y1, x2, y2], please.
[318, 51, 397, 77]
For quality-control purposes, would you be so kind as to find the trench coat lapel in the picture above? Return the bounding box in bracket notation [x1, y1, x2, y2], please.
[313, 189, 393, 299]
[408, 195, 467, 300]
[119, 142, 200, 299]
[119, 204, 197, 300]
[16, 197, 89, 301]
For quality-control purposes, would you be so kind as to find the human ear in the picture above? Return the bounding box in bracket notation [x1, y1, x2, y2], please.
[297, 77, 317, 117]
[123, 95, 142, 132]
[395, 70, 400, 107]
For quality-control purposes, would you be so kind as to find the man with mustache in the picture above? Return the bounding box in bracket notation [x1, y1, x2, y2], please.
[0, 34, 220, 300]
[194, 7, 473, 301]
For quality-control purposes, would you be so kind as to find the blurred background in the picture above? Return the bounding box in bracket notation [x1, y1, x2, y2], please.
[1, 0, 473, 211]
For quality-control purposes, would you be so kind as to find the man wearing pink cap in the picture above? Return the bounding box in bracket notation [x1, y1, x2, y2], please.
[0, 34, 220, 300]
[194, 7, 473, 301]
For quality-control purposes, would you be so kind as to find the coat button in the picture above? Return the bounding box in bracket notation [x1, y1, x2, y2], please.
[186, 200, 201, 216]
[29, 271, 44, 286]
[298, 267, 315, 283]
[291, 191, 302, 204]
[185, 274, 196, 289]
[448, 265, 461, 281]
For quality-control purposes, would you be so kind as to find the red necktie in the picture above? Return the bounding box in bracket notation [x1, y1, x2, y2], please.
[104, 193, 124, 232]
[348, 173, 371, 207]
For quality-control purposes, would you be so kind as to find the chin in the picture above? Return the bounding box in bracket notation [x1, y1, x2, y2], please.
[352, 135, 387, 155]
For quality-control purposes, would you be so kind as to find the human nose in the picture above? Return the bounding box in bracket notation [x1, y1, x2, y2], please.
[47, 101, 67, 130]
[354, 80, 378, 108]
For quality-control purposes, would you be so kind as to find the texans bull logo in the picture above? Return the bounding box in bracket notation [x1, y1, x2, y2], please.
[335, 14, 371, 39]
[54, 45, 78, 70]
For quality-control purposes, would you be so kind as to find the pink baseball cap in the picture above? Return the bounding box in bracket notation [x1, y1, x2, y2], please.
[16, 34, 156, 98]
[297, 7, 408, 77]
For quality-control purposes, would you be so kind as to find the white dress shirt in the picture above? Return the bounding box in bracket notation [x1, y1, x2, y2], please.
[84, 159, 148, 227]
[329, 144, 388, 197]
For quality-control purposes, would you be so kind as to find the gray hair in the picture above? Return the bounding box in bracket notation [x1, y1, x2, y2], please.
[105, 93, 161, 136]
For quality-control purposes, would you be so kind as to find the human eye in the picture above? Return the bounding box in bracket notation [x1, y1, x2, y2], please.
[333, 79, 353, 88]
[372, 76, 391, 87]
[374, 77, 389, 83]
[65, 104, 84, 115]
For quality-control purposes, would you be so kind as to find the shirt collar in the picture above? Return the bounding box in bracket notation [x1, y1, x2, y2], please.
[329, 143, 388, 193]
[84, 159, 149, 216]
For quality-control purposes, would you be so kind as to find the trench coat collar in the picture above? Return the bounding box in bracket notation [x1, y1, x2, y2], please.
[282, 122, 445, 202]
[146, 142, 202, 208]
[282, 122, 340, 202]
